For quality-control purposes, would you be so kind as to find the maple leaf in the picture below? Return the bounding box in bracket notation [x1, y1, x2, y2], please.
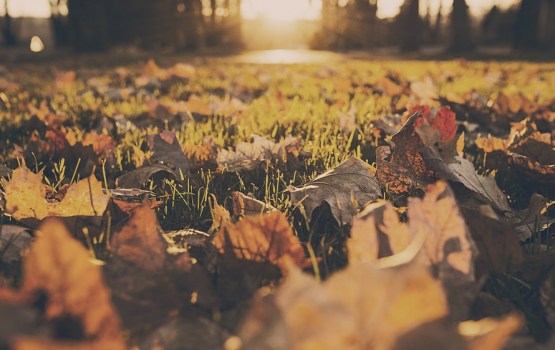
[240, 263, 448, 350]
[349, 180, 475, 277]
[212, 211, 305, 273]
[3, 166, 110, 225]
[411, 105, 458, 143]
[376, 113, 436, 195]
[289, 157, 381, 225]
[0, 219, 125, 349]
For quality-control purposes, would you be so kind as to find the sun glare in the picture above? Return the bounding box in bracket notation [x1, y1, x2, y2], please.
[241, 0, 322, 21]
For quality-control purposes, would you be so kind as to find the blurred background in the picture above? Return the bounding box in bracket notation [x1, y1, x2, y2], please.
[0, 0, 553, 57]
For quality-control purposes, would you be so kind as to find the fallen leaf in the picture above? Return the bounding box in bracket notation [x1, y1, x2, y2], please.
[0, 225, 32, 264]
[104, 206, 207, 337]
[349, 181, 475, 276]
[115, 163, 176, 188]
[147, 131, 192, 178]
[461, 207, 524, 275]
[110, 206, 183, 273]
[507, 193, 555, 241]
[232, 191, 277, 219]
[213, 212, 305, 273]
[445, 157, 511, 213]
[0, 219, 125, 348]
[3, 166, 110, 225]
[376, 113, 437, 195]
[241, 263, 448, 350]
[217, 135, 308, 172]
[289, 157, 381, 225]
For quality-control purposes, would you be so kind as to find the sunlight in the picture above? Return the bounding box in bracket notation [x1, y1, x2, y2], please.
[1, 0, 51, 17]
[241, 0, 321, 21]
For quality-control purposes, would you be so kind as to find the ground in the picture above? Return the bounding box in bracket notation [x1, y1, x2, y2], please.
[0, 54, 554, 349]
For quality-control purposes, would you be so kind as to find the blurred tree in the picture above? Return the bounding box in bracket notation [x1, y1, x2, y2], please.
[513, 0, 540, 49]
[398, 0, 421, 52]
[67, 0, 110, 51]
[1, 0, 16, 46]
[537, 0, 555, 49]
[432, 1, 443, 43]
[514, 0, 555, 50]
[449, 0, 473, 52]
[481, 5, 517, 45]
[345, 0, 378, 48]
[64, 0, 221, 51]
[50, 0, 70, 47]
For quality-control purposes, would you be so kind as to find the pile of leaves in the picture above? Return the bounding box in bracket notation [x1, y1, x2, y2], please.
[0, 58, 554, 349]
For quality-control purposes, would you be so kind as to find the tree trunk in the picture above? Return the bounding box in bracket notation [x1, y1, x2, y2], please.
[449, 0, 473, 52]
[67, 0, 110, 51]
[514, 0, 541, 49]
[399, 0, 421, 52]
[2, 0, 17, 46]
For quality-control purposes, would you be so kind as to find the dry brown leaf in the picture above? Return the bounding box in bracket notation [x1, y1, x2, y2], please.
[105, 206, 203, 336]
[217, 135, 307, 172]
[445, 156, 511, 213]
[232, 191, 277, 219]
[477, 118, 555, 185]
[241, 263, 448, 350]
[376, 113, 436, 195]
[3, 166, 110, 224]
[289, 157, 381, 225]
[349, 181, 475, 276]
[462, 207, 524, 275]
[110, 206, 182, 273]
[213, 212, 305, 272]
[0, 219, 125, 349]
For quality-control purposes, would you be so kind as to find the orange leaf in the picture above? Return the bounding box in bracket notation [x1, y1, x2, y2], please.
[349, 181, 475, 276]
[0, 219, 125, 349]
[241, 263, 448, 350]
[3, 166, 110, 224]
[213, 212, 305, 272]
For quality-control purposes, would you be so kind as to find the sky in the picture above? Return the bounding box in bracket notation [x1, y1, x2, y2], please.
[1, 0, 519, 19]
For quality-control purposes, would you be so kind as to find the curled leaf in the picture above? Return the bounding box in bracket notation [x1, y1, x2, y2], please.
[289, 156, 381, 225]
[349, 181, 475, 276]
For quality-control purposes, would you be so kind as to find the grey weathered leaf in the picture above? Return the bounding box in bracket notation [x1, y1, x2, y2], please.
[446, 156, 511, 213]
[0, 225, 33, 263]
[115, 163, 176, 188]
[217, 135, 308, 172]
[507, 193, 555, 241]
[289, 157, 381, 225]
